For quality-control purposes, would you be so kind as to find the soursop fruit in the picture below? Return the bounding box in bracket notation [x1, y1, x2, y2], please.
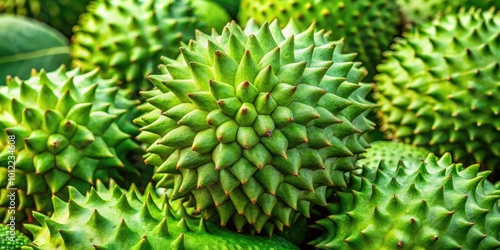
[311, 153, 500, 249]
[357, 141, 430, 170]
[71, 0, 202, 92]
[375, 8, 500, 174]
[398, 0, 500, 24]
[209, 0, 240, 18]
[0, 0, 91, 37]
[237, 0, 401, 80]
[25, 180, 299, 249]
[0, 223, 30, 250]
[0, 66, 139, 228]
[134, 19, 375, 234]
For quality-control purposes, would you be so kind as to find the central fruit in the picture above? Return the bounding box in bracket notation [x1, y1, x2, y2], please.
[134, 20, 374, 234]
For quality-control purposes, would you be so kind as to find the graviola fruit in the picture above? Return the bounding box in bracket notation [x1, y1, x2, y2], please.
[311, 153, 500, 249]
[237, 0, 401, 80]
[0, 0, 91, 37]
[0, 223, 30, 250]
[375, 8, 500, 174]
[71, 0, 202, 92]
[398, 0, 500, 24]
[189, 0, 232, 33]
[25, 181, 299, 249]
[357, 140, 430, 170]
[134, 19, 374, 234]
[0, 66, 139, 227]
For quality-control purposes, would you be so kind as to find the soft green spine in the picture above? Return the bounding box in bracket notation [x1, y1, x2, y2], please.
[24, 181, 299, 250]
[311, 153, 500, 249]
[375, 8, 500, 174]
[237, 0, 401, 81]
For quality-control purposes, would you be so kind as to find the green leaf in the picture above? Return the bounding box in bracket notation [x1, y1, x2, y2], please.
[0, 15, 70, 84]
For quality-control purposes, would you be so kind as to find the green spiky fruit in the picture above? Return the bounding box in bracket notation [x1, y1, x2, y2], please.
[25, 181, 298, 249]
[375, 8, 500, 174]
[0, 223, 30, 250]
[0, 66, 139, 227]
[209, 0, 240, 18]
[357, 141, 430, 170]
[71, 0, 202, 92]
[0, 0, 91, 37]
[134, 19, 374, 234]
[311, 153, 500, 249]
[398, 0, 500, 24]
[237, 0, 400, 80]
[190, 0, 232, 32]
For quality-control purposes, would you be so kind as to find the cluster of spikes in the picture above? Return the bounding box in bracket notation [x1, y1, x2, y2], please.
[71, 0, 202, 91]
[356, 140, 430, 170]
[237, 0, 401, 80]
[134, 19, 374, 234]
[311, 153, 500, 249]
[375, 7, 500, 173]
[25, 180, 298, 249]
[0, 66, 139, 226]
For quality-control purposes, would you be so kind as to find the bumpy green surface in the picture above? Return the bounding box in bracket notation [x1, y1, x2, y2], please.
[190, 0, 232, 33]
[0, 0, 91, 37]
[25, 181, 298, 249]
[398, 0, 500, 24]
[0, 224, 30, 250]
[0, 66, 139, 227]
[210, 0, 240, 18]
[357, 141, 430, 170]
[134, 19, 374, 234]
[237, 0, 400, 80]
[312, 153, 500, 249]
[71, 0, 201, 92]
[375, 8, 500, 172]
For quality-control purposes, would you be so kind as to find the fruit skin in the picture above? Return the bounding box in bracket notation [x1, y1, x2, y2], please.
[134, 19, 374, 234]
[71, 0, 202, 92]
[374, 8, 500, 175]
[0, 66, 139, 228]
[357, 141, 430, 170]
[24, 180, 299, 250]
[0, 223, 30, 250]
[190, 0, 232, 33]
[209, 0, 240, 18]
[398, 0, 500, 24]
[0, 0, 91, 37]
[237, 0, 401, 81]
[311, 153, 500, 249]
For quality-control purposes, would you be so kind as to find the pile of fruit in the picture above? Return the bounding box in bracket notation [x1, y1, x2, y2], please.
[0, 0, 499, 249]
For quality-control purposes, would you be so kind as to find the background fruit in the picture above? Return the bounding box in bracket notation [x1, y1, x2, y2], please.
[357, 141, 430, 170]
[71, 0, 202, 93]
[311, 153, 500, 249]
[134, 19, 374, 234]
[375, 8, 500, 177]
[0, 0, 91, 37]
[0, 66, 139, 228]
[237, 0, 401, 81]
[0, 223, 30, 250]
[25, 181, 299, 249]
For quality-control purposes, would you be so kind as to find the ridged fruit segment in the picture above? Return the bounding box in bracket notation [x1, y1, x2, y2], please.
[0, 223, 30, 250]
[0, 0, 91, 37]
[375, 8, 500, 173]
[0, 66, 139, 227]
[357, 141, 430, 170]
[237, 0, 400, 80]
[311, 153, 500, 249]
[134, 20, 374, 234]
[71, 0, 201, 92]
[25, 181, 299, 249]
